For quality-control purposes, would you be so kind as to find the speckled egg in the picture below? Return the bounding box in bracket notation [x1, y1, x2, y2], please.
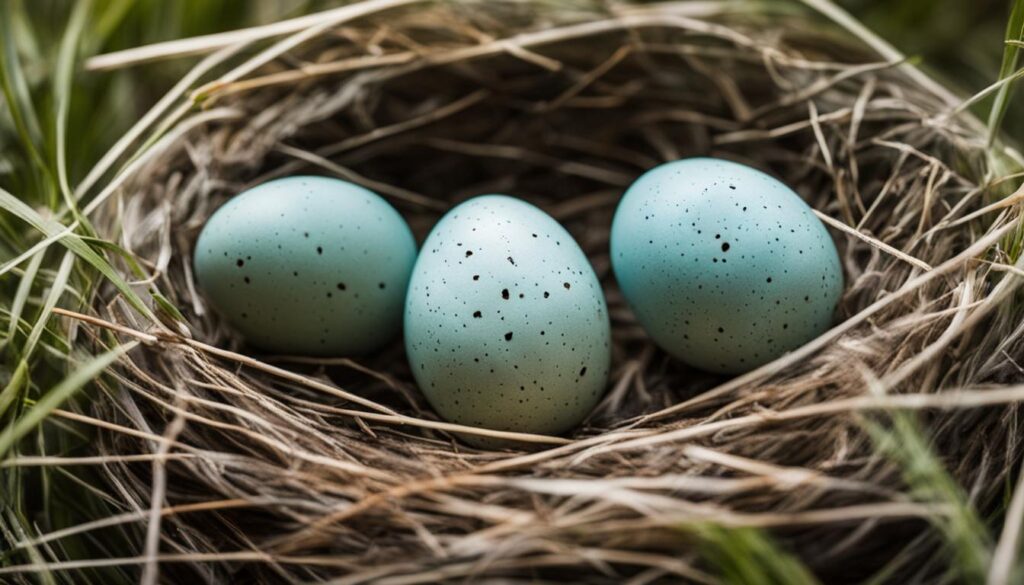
[611, 158, 843, 374]
[193, 176, 417, 356]
[405, 195, 611, 438]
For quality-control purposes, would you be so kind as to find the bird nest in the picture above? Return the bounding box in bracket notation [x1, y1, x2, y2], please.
[69, 0, 1024, 582]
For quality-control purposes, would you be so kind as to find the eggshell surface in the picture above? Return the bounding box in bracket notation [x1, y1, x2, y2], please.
[405, 195, 610, 437]
[611, 158, 843, 374]
[193, 176, 416, 356]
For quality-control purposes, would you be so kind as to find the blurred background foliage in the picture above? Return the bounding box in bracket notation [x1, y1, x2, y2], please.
[845, 0, 1023, 138]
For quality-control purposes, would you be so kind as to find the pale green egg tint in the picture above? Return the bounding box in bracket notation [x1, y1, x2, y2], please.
[405, 195, 610, 437]
[611, 158, 843, 374]
[193, 176, 416, 355]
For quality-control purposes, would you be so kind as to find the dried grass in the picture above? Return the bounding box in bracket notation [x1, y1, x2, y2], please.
[11, 0, 1024, 582]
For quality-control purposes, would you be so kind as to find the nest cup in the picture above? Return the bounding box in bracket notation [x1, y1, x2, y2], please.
[85, 1, 1024, 582]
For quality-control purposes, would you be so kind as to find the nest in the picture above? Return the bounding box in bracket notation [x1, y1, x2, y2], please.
[68, 0, 1024, 582]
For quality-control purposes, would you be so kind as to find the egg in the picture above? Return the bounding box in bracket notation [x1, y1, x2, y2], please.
[404, 195, 610, 438]
[610, 158, 843, 374]
[193, 176, 417, 355]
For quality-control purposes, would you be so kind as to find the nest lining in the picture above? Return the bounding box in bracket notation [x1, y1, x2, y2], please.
[64, 1, 1024, 583]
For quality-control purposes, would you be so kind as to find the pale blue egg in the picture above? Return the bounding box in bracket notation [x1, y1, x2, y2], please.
[405, 195, 610, 437]
[611, 158, 843, 374]
[193, 176, 416, 355]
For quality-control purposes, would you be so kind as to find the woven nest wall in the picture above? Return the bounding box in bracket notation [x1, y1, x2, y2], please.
[79, 1, 1024, 583]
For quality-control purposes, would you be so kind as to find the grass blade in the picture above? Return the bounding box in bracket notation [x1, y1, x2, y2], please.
[0, 1, 54, 203]
[689, 524, 820, 585]
[0, 187, 156, 322]
[22, 251, 74, 360]
[0, 341, 137, 459]
[52, 0, 93, 226]
[863, 407, 993, 582]
[988, 0, 1024, 146]
[0, 361, 28, 421]
[3, 248, 44, 349]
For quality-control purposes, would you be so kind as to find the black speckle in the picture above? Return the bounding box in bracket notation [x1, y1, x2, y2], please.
[473, 275, 480, 281]
[721, 242, 730, 252]
[466, 250, 473, 257]
[579, 367, 587, 376]
[563, 282, 571, 290]
[316, 246, 323, 254]
[504, 332, 514, 341]
[766, 277, 773, 283]
[337, 282, 347, 291]
[507, 256, 516, 265]
[473, 311, 482, 318]
[243, 277, 251, 284]
[501, 288, 510, 300]
[378, 282, 386, 289]
[236, 259, 244, 267]
[543, 292, 550, 299]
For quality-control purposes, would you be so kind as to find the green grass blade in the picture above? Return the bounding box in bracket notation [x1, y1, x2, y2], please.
[0, 2, 44, 150]
[0, 187, 156, 322]
[1, 509, 57, 585]
[3, 248, 44, 349]
[22, 251, 74, 360]
[89, 0, 137, 53]
[0, 229, 73, 278]
[988, 0, 1024, 146]
[864, 409, 992, 582]
[0, 341, 137, 459]
[52, 0, 93, 224]
[0, 361, 28, 421]
[688, 524, 820, 585]
[0, 1, 54, 204]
